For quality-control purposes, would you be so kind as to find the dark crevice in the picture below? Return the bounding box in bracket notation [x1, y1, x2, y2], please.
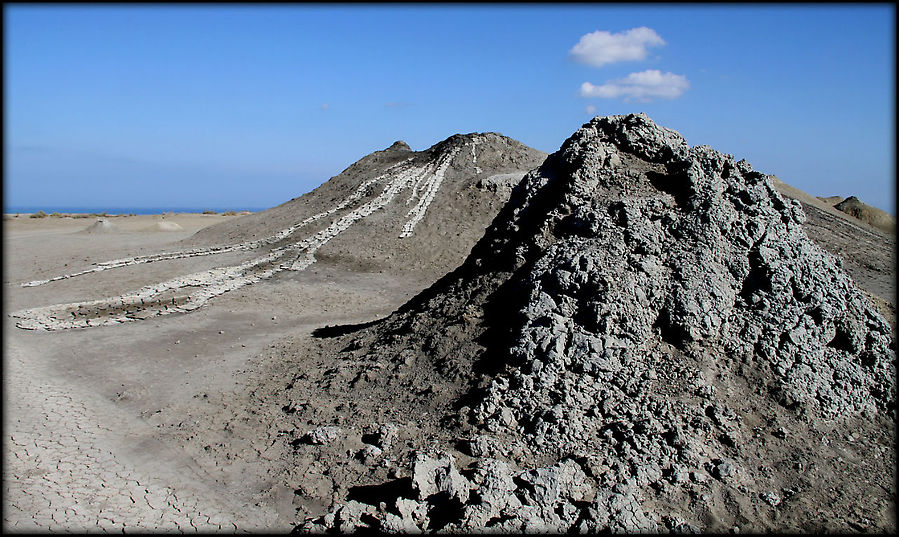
[647, 163, 693, 209]
[827, 325, 856, 353]
[347, 478, 414, 509]
[424, 492, 466, 531]
[740, 248, 771, 301]
[654, 306, 688, 349]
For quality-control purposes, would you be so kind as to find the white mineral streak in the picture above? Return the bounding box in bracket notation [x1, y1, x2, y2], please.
[11, 154, 464, 331]
[406, 162, 437, 206]
[19, 160, 408, 289]
[471, 136, 483, 175]
[399, 147, 460, 238]
[289, 161, 436, 269]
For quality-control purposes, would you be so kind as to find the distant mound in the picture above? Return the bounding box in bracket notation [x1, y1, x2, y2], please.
[816, 195, 844, 206]
[184, 133, 549, 280]
[143, 221, 184, 232]
[834, 196, 895, 233]
[291, 114, 895, 533]
[79, 218, 119, 234]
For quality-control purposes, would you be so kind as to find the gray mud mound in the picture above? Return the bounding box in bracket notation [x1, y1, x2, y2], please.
[288, 114, 895, 533]
[12, 133, 546, 330]
[143, 220, 184, 232]
[183, 133, 548, 281]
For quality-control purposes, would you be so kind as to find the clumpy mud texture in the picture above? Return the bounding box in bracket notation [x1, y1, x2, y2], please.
[280, 114, 895, 533]
[774, 178, 896, 322]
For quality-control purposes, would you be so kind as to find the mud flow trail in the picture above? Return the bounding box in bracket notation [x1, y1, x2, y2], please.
[11, 150, 459, 331]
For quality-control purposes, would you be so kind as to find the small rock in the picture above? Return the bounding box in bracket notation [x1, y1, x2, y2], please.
[712, 459, 737, 481]
[303, 426, 342, 445]
[760, 491, 782, 506]
[372, 423, 399, 449]
[357, 444, 383, 462]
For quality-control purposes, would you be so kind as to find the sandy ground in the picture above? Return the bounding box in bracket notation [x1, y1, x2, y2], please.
[2, 213, 433, 532]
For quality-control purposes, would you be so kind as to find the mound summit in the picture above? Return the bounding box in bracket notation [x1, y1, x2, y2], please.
[187, 131, 548, 280]
[284, 113, 895, 533]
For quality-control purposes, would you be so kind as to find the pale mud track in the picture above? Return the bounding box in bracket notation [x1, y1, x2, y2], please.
[3, 212, 435, 532]
[10, 149, 459, 331]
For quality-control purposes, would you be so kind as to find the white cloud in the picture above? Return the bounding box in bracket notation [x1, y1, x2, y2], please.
[570, 27, 665, 67]
[580, 70, 690, 102]
[586, 104, 597, 115]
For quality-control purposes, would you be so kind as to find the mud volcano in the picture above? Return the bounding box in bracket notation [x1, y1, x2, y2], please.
[11, 133, 546, 330]
[292, 114, 896, 532]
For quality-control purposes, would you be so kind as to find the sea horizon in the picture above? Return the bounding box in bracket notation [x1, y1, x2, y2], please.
[4, 206, 268, 215]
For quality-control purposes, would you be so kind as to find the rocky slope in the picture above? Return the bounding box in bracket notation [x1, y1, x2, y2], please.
[11, 134, 546, 330]
[284, 114, 895, 533]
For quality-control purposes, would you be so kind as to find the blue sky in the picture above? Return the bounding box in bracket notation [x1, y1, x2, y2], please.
[4, 4, 895, 213]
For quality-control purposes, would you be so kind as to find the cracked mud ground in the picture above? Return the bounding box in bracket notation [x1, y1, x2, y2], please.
[4, 346, 261, 532]
[3, 214, 438, 532]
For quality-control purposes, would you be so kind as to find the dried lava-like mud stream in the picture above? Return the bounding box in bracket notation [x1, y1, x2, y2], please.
[11, 148, 460, 331]
[3, 144, 487, 531]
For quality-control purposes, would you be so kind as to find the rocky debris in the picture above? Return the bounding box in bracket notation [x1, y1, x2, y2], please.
[302, 426, 341, 445]
[356, 444, 383, 463]
[302, 453, 650, 533]
[460, 435, 503, 458]
[370, 423, 399, 450]
[297, 113, 895, 533]
[476, 171, 528, 195]
[411, 452, 471, 504]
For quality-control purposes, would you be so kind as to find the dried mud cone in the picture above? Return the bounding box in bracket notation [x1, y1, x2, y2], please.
[296, 114, 896, 533]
